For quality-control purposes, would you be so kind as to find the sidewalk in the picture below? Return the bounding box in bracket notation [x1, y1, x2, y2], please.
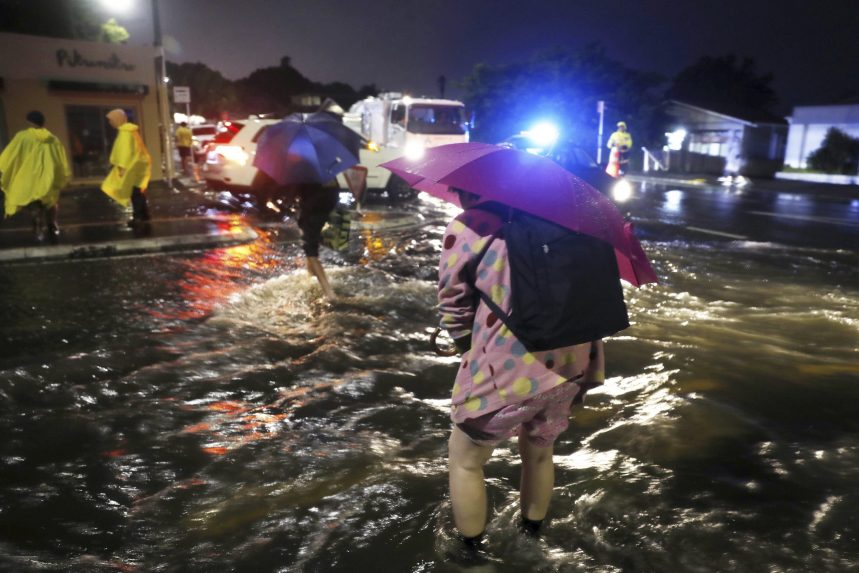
[627, 172, 859, 199]
[0, 180, 258, 263]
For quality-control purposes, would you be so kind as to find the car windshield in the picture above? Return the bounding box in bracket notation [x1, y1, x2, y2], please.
[407, 105, 467, 135]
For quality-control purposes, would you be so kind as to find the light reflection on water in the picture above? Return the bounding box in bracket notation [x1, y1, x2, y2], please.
[0, 196, 857, 572]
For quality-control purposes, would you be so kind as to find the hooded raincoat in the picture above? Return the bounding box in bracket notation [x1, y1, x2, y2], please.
[439, 207, 606, 423]
[0, 127, 71, 217]
[101, 123, 151, 206]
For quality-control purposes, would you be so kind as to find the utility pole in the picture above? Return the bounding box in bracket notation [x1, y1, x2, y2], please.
[152, 0, 173, 187]
[596, 100, 605, 165]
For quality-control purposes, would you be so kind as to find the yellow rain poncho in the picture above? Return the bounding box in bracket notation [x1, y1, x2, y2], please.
[101, 123, 151, 206]
[0, 128, 71, 217]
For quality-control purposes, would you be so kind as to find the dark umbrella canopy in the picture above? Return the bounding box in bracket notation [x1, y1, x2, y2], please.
[253, 112, 363, 185]
[381, 142, 657, 287]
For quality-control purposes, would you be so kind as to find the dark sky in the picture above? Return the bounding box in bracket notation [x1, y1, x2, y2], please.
[121, 0, 859, 112]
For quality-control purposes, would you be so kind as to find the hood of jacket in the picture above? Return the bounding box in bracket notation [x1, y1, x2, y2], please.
[29, 127, 56, 143]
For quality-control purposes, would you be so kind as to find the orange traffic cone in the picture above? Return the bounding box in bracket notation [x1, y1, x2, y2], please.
[605, 147, 620, 178]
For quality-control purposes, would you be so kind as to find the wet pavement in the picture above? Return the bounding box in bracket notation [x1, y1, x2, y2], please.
[0, 181, 260, 263]
[0, 177, 857, 572]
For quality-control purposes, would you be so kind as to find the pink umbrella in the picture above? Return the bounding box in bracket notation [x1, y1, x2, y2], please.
[381, 142, 657, 287]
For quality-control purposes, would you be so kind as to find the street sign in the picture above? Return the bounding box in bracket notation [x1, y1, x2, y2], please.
[173, 86, 191, 104]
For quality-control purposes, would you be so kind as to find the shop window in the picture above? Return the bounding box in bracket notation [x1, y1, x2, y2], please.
[66, 105, 137, 178]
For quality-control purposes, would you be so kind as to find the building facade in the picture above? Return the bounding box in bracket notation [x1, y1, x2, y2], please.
[784, 103, 859, 168]
[664, 100, 788, 178]
[0, 32, 164, 184]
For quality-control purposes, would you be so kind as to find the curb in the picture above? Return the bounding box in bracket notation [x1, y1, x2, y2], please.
[0, 227, 258, 263]
[626, 174, 711, 188]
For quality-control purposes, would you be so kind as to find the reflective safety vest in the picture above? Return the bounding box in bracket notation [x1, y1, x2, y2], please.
[607, 130, 632, 150]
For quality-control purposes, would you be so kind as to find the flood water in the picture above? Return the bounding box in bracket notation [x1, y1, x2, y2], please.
[1, 191, 857, 572]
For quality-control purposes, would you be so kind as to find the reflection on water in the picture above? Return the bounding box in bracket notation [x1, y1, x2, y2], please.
[0, 196, 858, 572]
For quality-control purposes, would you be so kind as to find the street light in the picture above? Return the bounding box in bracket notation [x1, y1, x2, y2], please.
[99, 0, 134, 13]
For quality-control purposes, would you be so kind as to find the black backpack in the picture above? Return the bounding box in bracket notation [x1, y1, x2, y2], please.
[475, 204, 630, 352]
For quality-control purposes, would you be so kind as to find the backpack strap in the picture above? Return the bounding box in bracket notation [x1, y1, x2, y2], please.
[469, 203, 516, 332]
[477, 290, 515, 332]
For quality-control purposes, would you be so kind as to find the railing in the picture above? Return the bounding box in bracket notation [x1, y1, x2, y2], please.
[642, 147, 668, 172]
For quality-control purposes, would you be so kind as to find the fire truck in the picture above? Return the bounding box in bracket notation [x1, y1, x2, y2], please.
[343, 92, 469, 197]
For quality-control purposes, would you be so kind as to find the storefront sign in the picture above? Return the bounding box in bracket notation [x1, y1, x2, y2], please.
[173, 86, 191, 104]
[56, 49, 136, 72]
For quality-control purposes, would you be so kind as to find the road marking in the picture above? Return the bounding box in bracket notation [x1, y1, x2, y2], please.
[685, 226, 748, 240]
[749, 210, 859, 227]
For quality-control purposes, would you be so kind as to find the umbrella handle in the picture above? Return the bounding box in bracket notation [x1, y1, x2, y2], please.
[430, 326, 458, 357]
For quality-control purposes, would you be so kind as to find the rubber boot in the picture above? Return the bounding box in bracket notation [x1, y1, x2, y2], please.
[45, 204, 60, 244]
[128, 187, 151, 228]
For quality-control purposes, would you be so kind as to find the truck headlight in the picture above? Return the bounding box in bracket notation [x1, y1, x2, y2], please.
[404, 140, 425, 160]
[611, 179, 633, 202]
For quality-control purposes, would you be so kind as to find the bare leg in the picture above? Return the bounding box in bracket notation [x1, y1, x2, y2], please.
[305, 256, 336, 300]
[448, 425, 495, 538]
[518, 430, 555, 521]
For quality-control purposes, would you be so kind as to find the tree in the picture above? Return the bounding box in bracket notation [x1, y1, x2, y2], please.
[100, 18, 129, 44]
[668, 54, 778, 113]
[166, 61, 238, 119]
[460, 44, 665, 149]
[0, 0, 125, 42]
[233, 56, 369, 116]
[807, 128, 859, 174]
[234, 56, 316, 116]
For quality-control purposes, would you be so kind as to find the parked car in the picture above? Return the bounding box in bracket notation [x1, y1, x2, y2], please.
[191, 123, 218, 162]
[203, 117, 281, 192]
[203, 116, 378, 212]
[501, 134, 633, 204]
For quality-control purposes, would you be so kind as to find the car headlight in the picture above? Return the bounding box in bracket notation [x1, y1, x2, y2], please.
[404, 140, 425, 160]
[611, 179, 633, 202]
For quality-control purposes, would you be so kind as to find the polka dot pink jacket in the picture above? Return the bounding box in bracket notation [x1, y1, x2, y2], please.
[438, 207, 605, 423]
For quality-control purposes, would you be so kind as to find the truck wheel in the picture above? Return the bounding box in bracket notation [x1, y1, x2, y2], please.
[386, 175, 417, 201]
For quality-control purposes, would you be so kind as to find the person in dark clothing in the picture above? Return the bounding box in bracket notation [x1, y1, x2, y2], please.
[252, 170, 340, 299]
[295, 180, 339, 299]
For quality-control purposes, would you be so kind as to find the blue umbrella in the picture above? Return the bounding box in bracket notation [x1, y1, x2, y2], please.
[253, 112, 363, 185]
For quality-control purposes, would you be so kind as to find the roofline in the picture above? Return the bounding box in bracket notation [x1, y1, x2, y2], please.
[668, 99, 787, 127]
[668, 100, 755, 126]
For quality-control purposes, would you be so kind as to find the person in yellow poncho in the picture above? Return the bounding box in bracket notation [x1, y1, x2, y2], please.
[607, 121, 633, 175]
[101, 108, 152, 226]
[0, 110, 71, 243]
[175, 121, 199, 180]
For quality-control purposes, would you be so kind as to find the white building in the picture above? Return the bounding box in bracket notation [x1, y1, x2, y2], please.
[664, 100, 788, 178]
[0, 32, 164, 184]
[784, 103, 859, 168]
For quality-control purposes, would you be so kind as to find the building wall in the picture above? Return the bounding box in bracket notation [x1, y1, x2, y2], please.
[741, 124, 787, 177]
[0, 32, 164, 184]
[665, 102, 786, 177]
[784, 103, 859, 167]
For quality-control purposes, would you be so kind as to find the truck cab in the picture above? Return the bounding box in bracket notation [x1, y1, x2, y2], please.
[344, 93, 469, 194]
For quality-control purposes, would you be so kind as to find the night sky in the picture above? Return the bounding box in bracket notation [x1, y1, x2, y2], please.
[120, 0, 859, 112]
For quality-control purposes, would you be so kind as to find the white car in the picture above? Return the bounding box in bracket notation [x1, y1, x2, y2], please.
[191, 123, 218, 161]
[203, 117, 281, 191]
